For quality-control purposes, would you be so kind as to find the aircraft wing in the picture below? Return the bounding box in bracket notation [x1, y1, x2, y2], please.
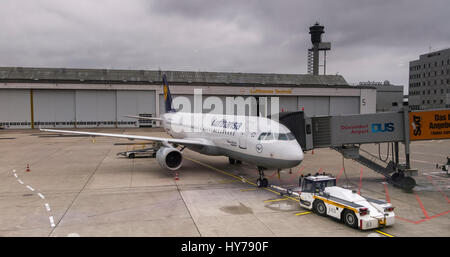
[39, 128, 212, 147]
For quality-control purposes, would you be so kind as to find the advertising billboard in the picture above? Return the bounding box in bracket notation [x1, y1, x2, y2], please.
[409, 110, 450, 141]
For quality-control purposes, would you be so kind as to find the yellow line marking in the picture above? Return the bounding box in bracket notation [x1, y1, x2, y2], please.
[186, 157, 300, 202]
[264, 198, 289, 203]
[240, 188, 258, 191]
[375, 230, 395, 237]
[217, 179, 241, 184]
[295, 211, 312, 216]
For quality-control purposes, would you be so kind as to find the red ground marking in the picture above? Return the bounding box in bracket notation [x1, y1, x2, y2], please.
[381, 169, 449, 225]
[267, 170, 278, 178]
[336, 168, 344, 183]
[425, 175, 450, 203]
[358, 167, 363, 195]
[286, 167, 304, 183]
[396, 216, 423, 224]
[414, 193, 430, 219]
[429, 210, 450, 219]
[383, 178, 391, 203]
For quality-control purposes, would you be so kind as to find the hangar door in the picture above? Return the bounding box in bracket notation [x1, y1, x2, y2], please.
[75, 90, 117, 128]
[117, 90, 156, 128]
[330, 96, 360, 115]
[279, 96, 298, 113]
[0, 89, 31, 129]
[297, 96, 330, 117]
[159, 94, 232, 115]
[34, 90, 75, 128]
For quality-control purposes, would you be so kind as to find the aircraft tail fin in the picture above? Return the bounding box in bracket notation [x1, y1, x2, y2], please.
[162, 74, 176, 113]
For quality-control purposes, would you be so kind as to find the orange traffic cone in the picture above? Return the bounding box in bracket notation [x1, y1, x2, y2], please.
[26, 164, 30, 172]
[311, 149, 314, 155]
[175, 172, 179, 181]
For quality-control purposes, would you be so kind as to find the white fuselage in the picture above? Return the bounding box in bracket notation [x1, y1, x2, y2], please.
[160, 112, 304, 169]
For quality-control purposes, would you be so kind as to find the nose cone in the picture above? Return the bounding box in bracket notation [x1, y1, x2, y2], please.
[287, 141, 304, 166]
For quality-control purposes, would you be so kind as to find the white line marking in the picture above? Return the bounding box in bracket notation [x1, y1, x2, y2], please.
[13, 173, 18, 178]
[45, 203, 51, 212]
[38, 193, 45, 199]
[26, 185, 35, 191]
[49, 216, 55, 227]
[17, 179, 24, 184]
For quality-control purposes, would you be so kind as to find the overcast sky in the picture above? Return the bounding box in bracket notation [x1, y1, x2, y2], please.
[1, 0, 449, 93]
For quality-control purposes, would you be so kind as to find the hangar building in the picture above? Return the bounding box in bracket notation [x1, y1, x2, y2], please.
[0, 67, 376, 129]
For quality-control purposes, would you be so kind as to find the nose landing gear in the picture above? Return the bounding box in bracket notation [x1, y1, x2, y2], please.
[256, 167, 269, 187]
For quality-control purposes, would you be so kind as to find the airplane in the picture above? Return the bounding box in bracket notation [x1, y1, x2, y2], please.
[40, 74, 304, 187]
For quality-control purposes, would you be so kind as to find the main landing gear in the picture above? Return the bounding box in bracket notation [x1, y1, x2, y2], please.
[256, 167, 269, 188]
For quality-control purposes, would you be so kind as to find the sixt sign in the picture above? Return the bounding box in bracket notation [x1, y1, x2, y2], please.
[409, 109, 450, 141]
[371, 123, 394, 133]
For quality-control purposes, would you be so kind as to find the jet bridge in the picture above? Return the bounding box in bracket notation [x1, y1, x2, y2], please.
[277, 108, 450, 190]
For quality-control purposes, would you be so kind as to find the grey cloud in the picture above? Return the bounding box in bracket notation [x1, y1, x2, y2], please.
[0, 0, 449, 93]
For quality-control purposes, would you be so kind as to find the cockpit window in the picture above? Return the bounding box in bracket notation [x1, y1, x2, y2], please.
[258, 132, 267, 140]
[287, 132, 296, 140]
[277, 133, 288, 140]
[258, 132, 296, 141]
[264, 133, 274, 140]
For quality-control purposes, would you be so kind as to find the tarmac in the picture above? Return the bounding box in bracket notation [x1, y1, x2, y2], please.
[0, 128, 448, 237]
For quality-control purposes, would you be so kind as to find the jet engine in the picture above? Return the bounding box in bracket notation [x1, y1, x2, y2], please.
[156, 146, 183, 170]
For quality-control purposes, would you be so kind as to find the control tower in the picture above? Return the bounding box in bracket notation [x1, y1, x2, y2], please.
[308, 22, 331, 75]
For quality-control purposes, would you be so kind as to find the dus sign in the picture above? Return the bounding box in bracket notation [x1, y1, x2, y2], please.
[409, 109, 450, 141]
[372, 123, 394, 133]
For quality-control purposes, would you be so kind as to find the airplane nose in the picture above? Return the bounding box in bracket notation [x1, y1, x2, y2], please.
[289, 141, 304, 164]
